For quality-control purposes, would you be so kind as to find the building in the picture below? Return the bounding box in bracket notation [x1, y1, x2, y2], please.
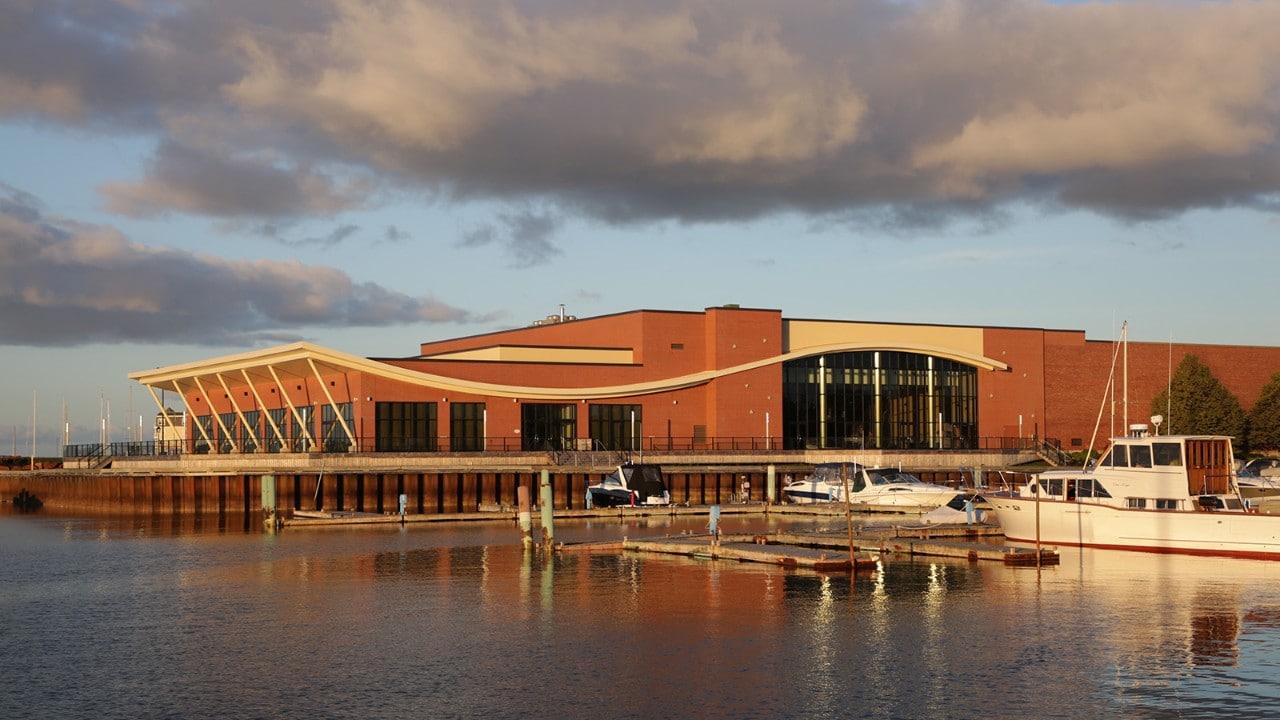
[126, 306, 1280, 458]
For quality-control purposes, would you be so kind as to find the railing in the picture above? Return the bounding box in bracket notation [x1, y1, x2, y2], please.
[68, 435, 1054, 459]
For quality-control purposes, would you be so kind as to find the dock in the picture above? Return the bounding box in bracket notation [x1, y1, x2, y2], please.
[561, 522, 1058, 569]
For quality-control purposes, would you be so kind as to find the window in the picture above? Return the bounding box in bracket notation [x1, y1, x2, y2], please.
[218, 412, 237, 452]
[377, 402, 437, 452]
[521, 403, 576, 451]
[1126, 497, 1147, 509]
[1153, 442, 1183, 466]
[1103, 445, 1129, 468]
[1076, 478, 1112, 498]
[588, 404, 641, 451]
[1130, 445, 1152, 468]
[450, 403, 486, 452]
[240, 410, 260, 453]
[781, 351, 976, 451]
[1155, 498, 1179, 510]
[267, 408, 288, 452]
[320, 402, 353, 452]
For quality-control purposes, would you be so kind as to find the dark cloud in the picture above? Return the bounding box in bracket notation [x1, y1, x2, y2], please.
[460, 208, 562, 267]
[2, 0, 1280, 226]
[0, 185, 481, 347]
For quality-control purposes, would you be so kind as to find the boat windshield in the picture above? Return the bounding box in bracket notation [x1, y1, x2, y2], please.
[866, 470, 917, 486]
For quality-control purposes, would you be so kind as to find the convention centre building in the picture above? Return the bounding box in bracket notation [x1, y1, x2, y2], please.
[127, 306, 1280, 458]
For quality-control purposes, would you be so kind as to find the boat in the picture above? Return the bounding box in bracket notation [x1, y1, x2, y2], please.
[984, 428, 1280, 560]
[783, 462, 965, 513]
[586, 464, 671, 508]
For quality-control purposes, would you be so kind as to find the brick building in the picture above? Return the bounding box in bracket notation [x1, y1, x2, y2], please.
[127, 306, 1280, 456]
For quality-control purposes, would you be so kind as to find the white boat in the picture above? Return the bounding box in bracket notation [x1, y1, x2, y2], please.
[783, 462, 964, 513]
[985, 429, 1280, 560]
[586, 464, 671, 508]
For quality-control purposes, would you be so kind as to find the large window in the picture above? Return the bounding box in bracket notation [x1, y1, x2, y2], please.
[377, 402, 438, 452]
[782, 351, 977, 451]
[589, 404, 642, 451]
[240, 410, 260, 453]
[450, 403, 486, 452]
[521, 403, 576, 451]
[218, 412, 237, 453]
[320, 402, 354, 452]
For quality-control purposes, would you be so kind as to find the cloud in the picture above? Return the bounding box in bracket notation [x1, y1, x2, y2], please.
[101, 140, 372, 218]
[0, 184, 481, 347]
[461, 207, 562, 267]
[3, 0, 1280, 227]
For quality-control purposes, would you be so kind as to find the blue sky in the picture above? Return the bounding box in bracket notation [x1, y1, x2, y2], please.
[2, 0, 1279, 452]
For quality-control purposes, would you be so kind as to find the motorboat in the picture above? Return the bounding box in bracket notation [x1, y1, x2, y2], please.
[984, 430, 1280, 560]
[586, 464, 671, 508]
[783, 462, 965, 513]
[781, 462, 862, 503]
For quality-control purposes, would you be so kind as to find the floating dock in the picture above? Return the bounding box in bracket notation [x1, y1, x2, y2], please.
[561, 522, 1058, 569]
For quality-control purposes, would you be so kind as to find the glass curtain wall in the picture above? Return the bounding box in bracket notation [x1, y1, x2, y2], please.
[376, 402, 438, 451]
[588, 404, 642, 451]
[450, 403, 486, 452]
[521, 403, 576, 451]
[782, 351, 977, 450]
[320, 402, 354, 452]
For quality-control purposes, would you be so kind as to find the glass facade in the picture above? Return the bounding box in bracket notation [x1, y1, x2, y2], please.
[521, 403, 576, 451]
[320, 402, 354, 452]
[589, 404, 642, 451]
[782, 351, 977, 451]
[450, 403, 486, 452]
[377, 402, 438, 452]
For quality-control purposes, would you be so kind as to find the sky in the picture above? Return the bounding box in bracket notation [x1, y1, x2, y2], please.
[2, 0, 1280, 454]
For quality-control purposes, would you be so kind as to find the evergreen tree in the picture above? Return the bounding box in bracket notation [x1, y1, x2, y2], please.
[1247, 373, 1280, 452]
[1148, 354, 1245, 438]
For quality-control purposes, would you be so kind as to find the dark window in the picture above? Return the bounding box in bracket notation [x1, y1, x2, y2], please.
[1130, 445, 1152, 468]
[377, 402, 438, 452]
[450, 403, 486, 452]
[521, 403, 576, 451]
[320, 402, 353, 452]
[589, 404, 641, 451]
[782, 351, 976, 451]
[240, 410, 260, 453]
[1153, 442, 1183, 466]
[218, 412, 237, 453]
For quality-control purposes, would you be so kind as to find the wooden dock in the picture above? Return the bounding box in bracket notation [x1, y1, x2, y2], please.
[561, 522, 1058, 569]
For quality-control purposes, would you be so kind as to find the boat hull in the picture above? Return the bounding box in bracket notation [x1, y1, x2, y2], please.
[986, 495, 1280, 560]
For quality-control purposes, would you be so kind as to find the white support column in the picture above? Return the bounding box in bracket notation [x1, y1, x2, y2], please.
[216, 373, 257, 453]
[175, 379, 214, 451]
[193, 376, 236, 452]
[307, 358, 356, 451]
[268, 365, 314, 451]
[242, 369, 286, 451]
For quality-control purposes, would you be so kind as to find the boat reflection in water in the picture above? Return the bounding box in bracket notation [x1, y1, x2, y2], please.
[5, 514, 1280, 719]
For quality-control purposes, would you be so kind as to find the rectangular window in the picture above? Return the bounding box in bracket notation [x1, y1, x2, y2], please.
[267, 408, 288, 452]
[1126, 497, 1147, 509]
[218, 412, 237, 453]
[1155, 498, 1179, 510]
[377, 402, 438, 452]
[450, 402, 486, 452]
[240, 410, 260, 453]
[589, 404, 642, 451]
[520, 403, 576, 451]
[320, 402, 353, 452]
[1130, 445, 1153, 468]
[1153, 442, 1183, 466]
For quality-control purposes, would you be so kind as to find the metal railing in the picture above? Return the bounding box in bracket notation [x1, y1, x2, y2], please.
[65, 434, 1057, 459]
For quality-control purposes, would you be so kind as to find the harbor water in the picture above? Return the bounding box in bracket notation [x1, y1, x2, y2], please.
[3, 510, 1280, 719]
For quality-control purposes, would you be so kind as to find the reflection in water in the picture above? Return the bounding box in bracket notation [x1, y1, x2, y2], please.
[5, 514, 1280, 719]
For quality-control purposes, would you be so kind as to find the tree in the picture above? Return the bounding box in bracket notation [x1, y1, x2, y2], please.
[1247, 373, 1280, 452]
[1148, 354, 1244, 439]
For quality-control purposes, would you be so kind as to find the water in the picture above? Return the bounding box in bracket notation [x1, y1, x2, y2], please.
[4, 511, 1280, 720]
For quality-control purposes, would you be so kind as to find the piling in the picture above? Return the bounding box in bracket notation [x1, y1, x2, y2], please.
[261, 475, 278, 533]
[539, 469, 554, 553]
[766, 464, 776, 505]
[518, 485, 533, 550]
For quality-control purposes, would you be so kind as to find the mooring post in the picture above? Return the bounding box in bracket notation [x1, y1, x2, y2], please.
[709, 505, 721, 546]
[539, 469, 554, 553]
[766, 464, 776, 507]
[518, 485, 533, 550]
[261, 475, 278, 533]
[398, 493, 407, 525]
